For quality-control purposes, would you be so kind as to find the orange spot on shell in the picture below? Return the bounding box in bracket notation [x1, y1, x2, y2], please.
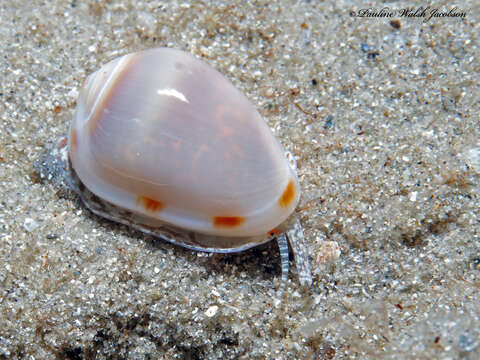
[220, 125, 234, 137]
[70, 128, 77, 149]
[213, 216, 245, 228]
[137, 196, 164, 212]
[268, 228, 280, 237]
[172, 139, 181, 150]
[278, 179, 296, 207]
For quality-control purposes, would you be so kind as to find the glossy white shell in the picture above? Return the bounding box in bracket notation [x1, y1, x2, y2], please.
[69, 48, 300, 238]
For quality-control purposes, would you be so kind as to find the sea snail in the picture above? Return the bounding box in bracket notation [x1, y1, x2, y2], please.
[35, 48, 312, 293]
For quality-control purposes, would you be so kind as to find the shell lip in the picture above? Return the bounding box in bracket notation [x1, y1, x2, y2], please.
[66, 163, 285, 252]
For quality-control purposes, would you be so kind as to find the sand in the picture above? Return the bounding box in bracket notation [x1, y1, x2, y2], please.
[0, 1, 478, 358]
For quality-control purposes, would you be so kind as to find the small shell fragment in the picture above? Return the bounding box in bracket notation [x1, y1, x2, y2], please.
[205, 305, 219, 317]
